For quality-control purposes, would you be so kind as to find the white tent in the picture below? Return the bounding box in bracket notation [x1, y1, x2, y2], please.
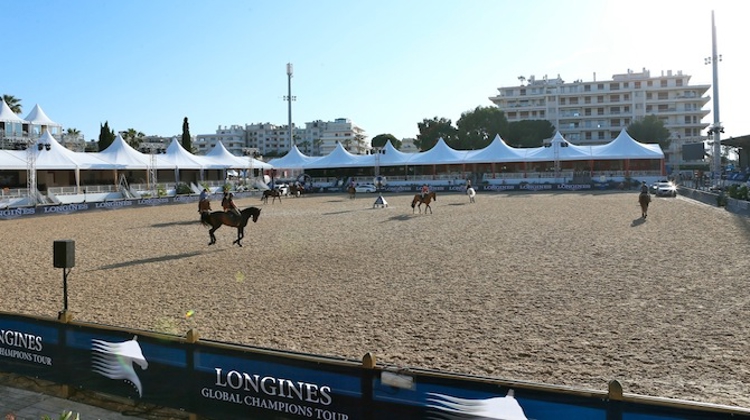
[34, 131, 116, 170]
[267, 144, 316, 169]
[162, 138, 218, 169]
[23, 104, 60, 128]
[592, 129, 665, 159]
[408, 138, 469, 165]
[0, 100, 26, 124]
[304, 142, 367, 169]
[97, 133, 155, 169]
[0, 149, 29, 170]
[464, 134, 527, 163]
[375, 140, 413, 166]
[523, 132, 594, 162]
[204, 141, 273, 170]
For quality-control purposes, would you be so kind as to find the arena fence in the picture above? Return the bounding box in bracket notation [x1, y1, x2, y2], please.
[1, 311, 748, 420]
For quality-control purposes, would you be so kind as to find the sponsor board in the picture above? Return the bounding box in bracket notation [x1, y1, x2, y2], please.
[0, 312, 748, 420]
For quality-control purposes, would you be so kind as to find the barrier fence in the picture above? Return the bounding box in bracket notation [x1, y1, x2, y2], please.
[1, 311, 749, 420]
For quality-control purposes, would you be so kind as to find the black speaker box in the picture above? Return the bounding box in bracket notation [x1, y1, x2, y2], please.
[53, 240, 75, 269]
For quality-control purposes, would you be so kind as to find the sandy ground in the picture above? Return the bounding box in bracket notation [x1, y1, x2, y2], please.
[1, 190, 749, 408]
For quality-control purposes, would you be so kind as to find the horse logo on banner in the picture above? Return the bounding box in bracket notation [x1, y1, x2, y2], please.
[92, 336, 149, 397]
[427, 389, 529, 420]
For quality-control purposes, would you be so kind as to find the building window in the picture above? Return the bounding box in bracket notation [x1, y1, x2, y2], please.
[520, 88, 526, 96]
[560, 98, 566, 105]
[610, 83, 619, 90]
[585, 109, 592, 116]
[635, 81, 641, 89]
[647, 81, 653, 87]
[646, 93, 652, 100]
[584, 96, 591, 104]
[623, 93, 630, 101]
[597, 96, 604, 103]
[584, 85, 591, 92]
[660, 80, 667, 87]
[597, 83, 604, 90]
[585, 132, 592, 140]
[611, 106, 620, 114]
[676, 79, 683, 87]
[597, 108, 604, 116]
[610, 95, 620, 102]
[610, 119, 620, 126]
[658, 92, 668, 100]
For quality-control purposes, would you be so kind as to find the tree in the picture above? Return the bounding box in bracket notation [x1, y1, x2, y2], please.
[416, 117, 457, 151]
[2, 94, 22, 114]
[97, 121, 116, 151]
[122, 128, 145, 149]
[313, 138, 323, 156]
[181, 117, 191, 151]
[456, 106, 509, 150]
[65, 127, 81, 140]
[506, 120, 555, 148]
[370, 134, 401, 149]
[627, 115, 671, 151]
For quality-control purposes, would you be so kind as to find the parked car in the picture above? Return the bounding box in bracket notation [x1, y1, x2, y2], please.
[649, 180, 669, 194]
[274, 184, 289, 196]
[354, 184, 377, 193]
[653, 181, 677, 197]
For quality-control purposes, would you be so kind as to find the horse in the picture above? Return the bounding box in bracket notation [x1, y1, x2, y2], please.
[260, 189, 282, 204]
[347, 186, 356, 199]
[289, 184, 305, 197]
[638, 192, 651, 219]
[200, 206, 261, 246]
[198, 199, 212, 213]
[411, 191, 437, 214]
[466, 187, 476, 203]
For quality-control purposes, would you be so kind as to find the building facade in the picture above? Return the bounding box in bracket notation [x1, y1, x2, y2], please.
[195, 118, 367, 158]
[489, 68, 711, 171]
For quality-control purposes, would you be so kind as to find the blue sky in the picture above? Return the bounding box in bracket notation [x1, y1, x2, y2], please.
[3, 0, 747, 143]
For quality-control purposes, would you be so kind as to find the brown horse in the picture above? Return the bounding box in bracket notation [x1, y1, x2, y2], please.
[260, 189, 282, 204]
[411, 191, 437, 214]
[200, 206, 261, 246]
[198, 199, 212, 214]
[639, 192, 651, 219]
[347, 186, 356, 199]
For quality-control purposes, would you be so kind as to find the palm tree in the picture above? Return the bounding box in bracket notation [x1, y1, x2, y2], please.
[122, 128, 145, 149]
[64, 128, 82, 150]
[2, 94, 22, 113]
[313, 138, 322, 156]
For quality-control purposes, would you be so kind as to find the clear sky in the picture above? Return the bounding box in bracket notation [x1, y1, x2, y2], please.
[3, 0, 747, 144]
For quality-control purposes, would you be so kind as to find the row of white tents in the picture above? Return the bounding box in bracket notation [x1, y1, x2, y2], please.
[0, 124, 663, 174]
[0, 131, 272, 171]
[269, 129, 664, 170]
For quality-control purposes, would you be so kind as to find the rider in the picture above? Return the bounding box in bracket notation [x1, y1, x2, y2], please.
[465, 178, 472, 192]
[640, 181, 649, 194]
[226, 193, 240, 217]
[198, 188, 209, 212]
[420, 184, 430, 199]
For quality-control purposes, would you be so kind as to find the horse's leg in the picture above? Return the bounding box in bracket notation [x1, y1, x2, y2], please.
[233, 227, 244, 246]
[208, 226, 218, 245]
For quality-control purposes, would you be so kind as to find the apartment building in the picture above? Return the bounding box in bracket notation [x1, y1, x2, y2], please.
[489, 68, 711, 168]
[195, 118, 367, 158]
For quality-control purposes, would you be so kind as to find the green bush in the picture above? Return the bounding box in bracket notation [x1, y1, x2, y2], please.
[176, 183, 192, 195]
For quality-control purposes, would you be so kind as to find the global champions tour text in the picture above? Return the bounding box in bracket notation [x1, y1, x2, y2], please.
[201, 367, 349, 419]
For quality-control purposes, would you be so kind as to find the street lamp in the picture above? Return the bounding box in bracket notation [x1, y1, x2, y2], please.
[705, 10, 723, 186]
[284, 63, 296, 152]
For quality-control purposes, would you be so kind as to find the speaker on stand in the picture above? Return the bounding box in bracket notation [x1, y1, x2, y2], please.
[53, 240, 75, 317]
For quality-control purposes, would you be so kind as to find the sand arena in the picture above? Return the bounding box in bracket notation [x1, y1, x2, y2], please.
[2, 190, 749, 408]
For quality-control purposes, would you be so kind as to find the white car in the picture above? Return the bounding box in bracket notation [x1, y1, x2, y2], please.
[653, 181, 677, 197]
[273, 184, 289, 196]
[354, 184, 377, 193]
